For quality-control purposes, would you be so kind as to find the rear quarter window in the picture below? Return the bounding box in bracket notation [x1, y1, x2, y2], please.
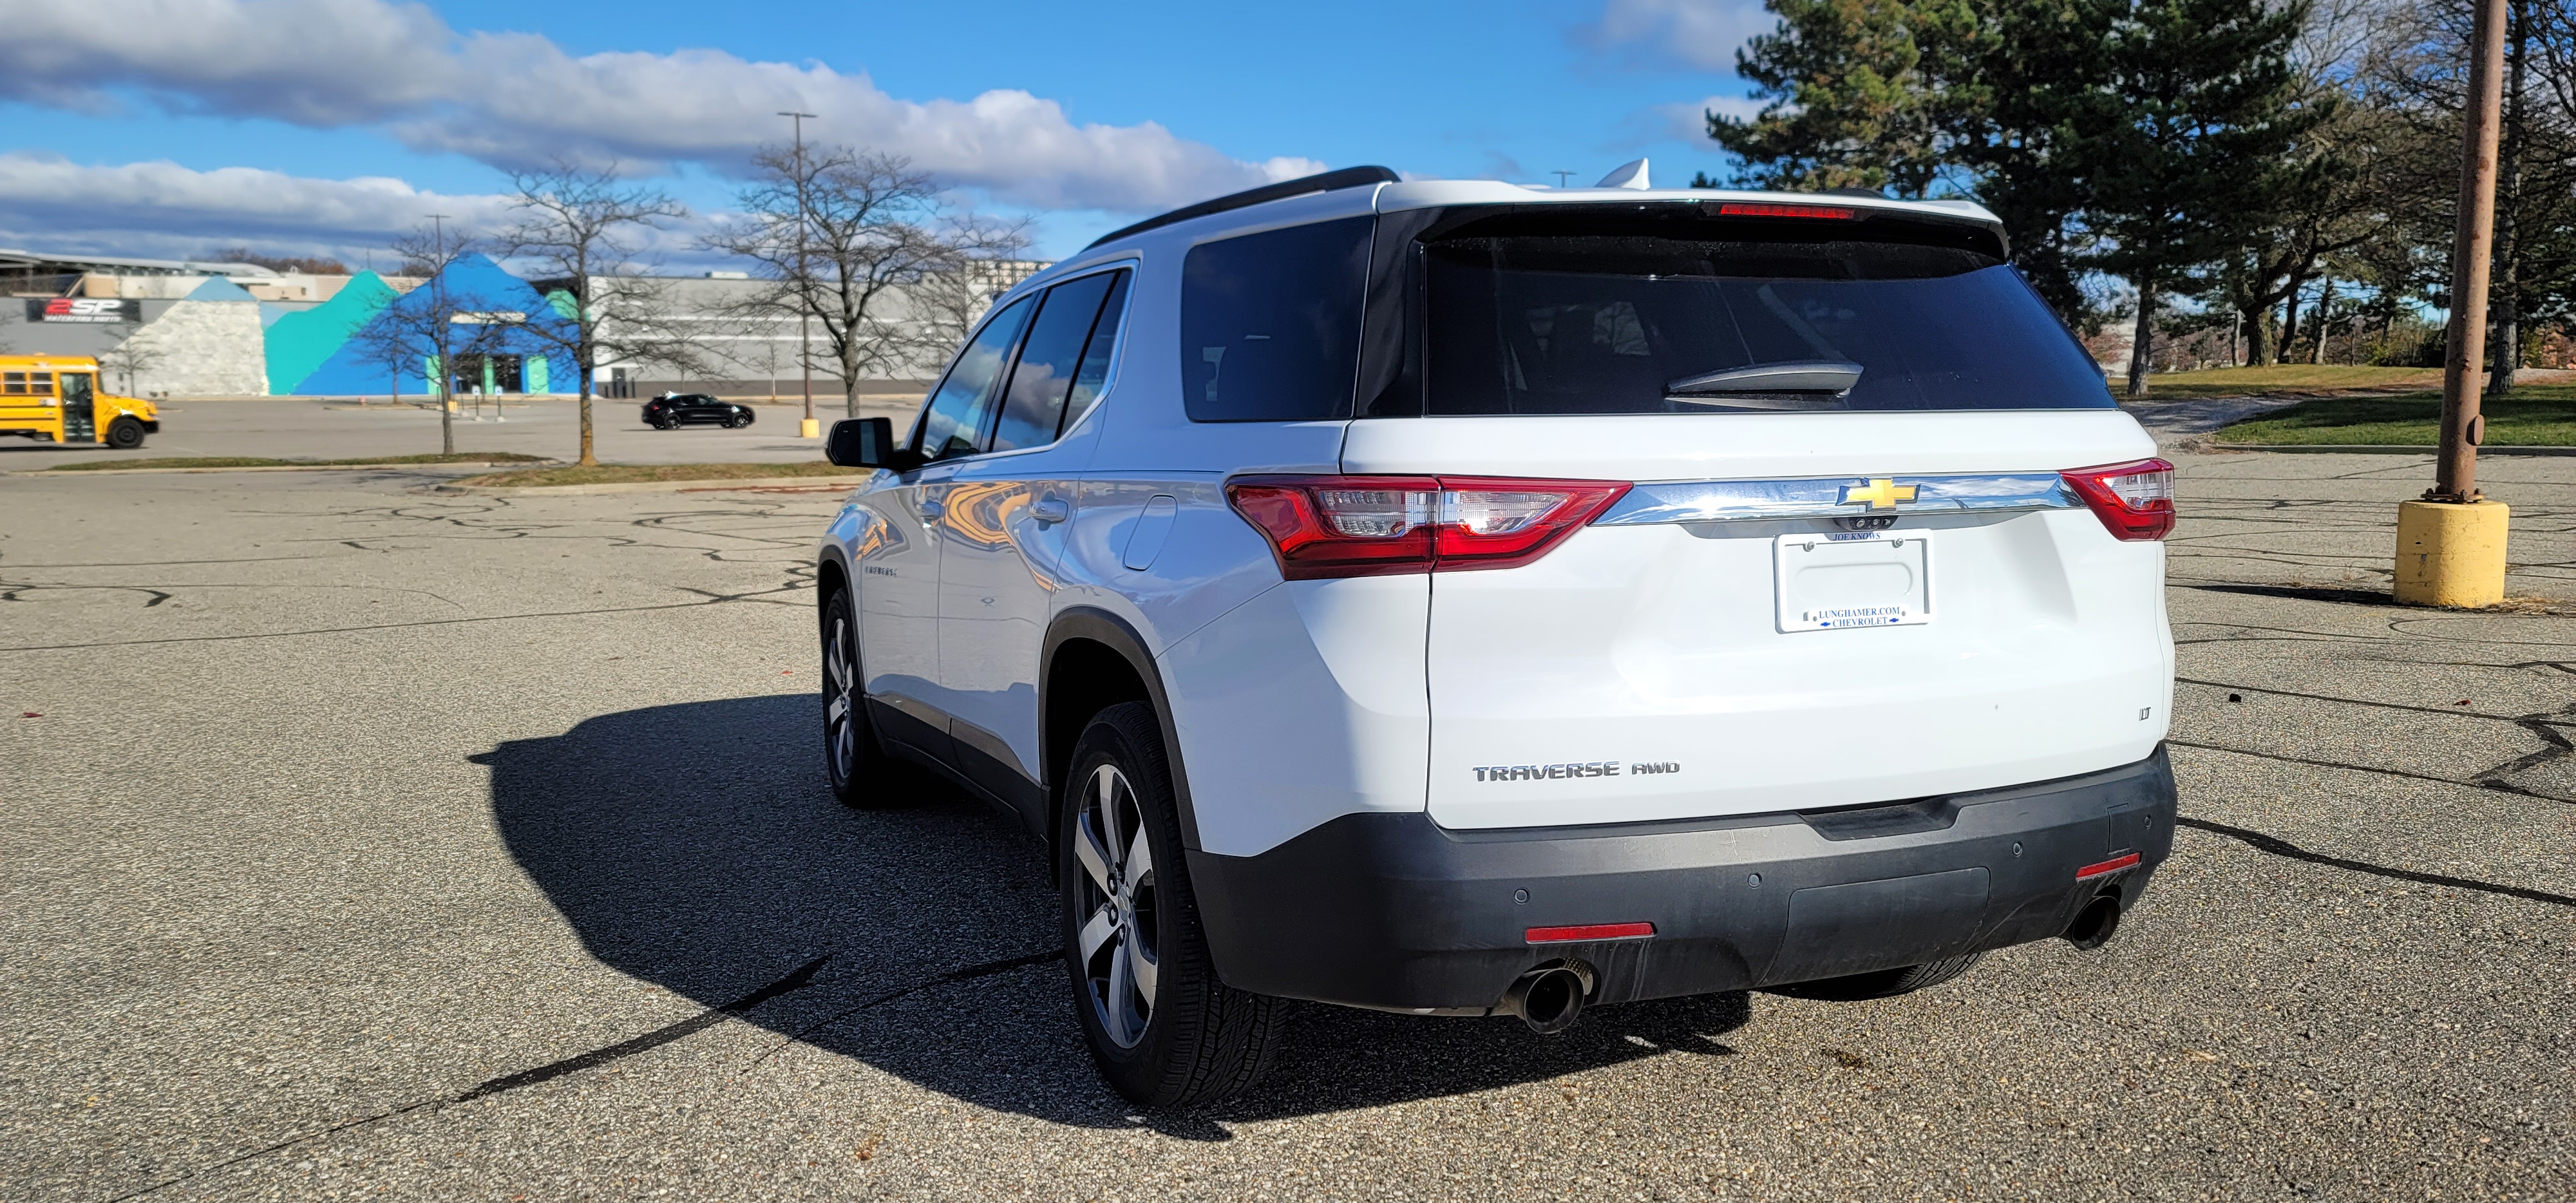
[1180, 216, 1373, 422]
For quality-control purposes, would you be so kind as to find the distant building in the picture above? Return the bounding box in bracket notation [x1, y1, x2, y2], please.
[0, 243, 1046, 399]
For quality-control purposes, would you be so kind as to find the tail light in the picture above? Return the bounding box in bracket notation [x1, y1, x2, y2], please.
[1226, 475, 1630, 580]
[2061, 459, 2175, 541]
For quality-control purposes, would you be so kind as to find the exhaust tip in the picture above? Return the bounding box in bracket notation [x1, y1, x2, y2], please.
[1502, 963, 1591, 1034]
[2063, 893, 2122, 950]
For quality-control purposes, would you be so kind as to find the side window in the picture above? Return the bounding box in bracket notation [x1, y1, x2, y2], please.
[990, 270, 1120, 453]
[1061, 270, 1131, 435]
[1180, 216, 1372, 422]
[914, 295, 1034, 462]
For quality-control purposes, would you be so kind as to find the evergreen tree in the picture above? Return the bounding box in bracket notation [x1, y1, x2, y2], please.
[1709, 0, 1983, 200]
[2079, 0, 2318, 397]
[1710, 0, 2117, 327]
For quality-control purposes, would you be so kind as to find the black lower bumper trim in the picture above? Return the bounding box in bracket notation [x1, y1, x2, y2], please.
[1188, 747, 2177, 1011]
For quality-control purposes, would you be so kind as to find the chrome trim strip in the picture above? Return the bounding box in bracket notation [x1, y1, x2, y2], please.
[1595, 473, 2076, 526]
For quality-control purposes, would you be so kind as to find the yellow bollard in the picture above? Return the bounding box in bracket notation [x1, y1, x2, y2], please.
[2393, 499, 2509, 607]
[799, 417, 820, 439]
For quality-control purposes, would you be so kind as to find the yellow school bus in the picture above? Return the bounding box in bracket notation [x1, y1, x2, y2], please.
[0, 355, 158, 449]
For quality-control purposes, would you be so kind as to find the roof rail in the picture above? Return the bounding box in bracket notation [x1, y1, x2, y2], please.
[1085, 166, 1401, 250]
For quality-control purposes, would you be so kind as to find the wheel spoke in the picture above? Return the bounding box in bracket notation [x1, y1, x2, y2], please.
[1124, 826, 1152, 885]
[1077, 904, 1119, 962]
[1106, 931, 1135, 1038]
[1126, 930, 1158, 1004]
[826, 694, 849, 723]
[1074, 813, 1115, 895]
[1092, 765, 1124, 871]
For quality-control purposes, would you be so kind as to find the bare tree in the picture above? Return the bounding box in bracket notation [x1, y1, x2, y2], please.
[348, 223, 514, 456]
[497, 160, 708, 467]
[93, 316, 163, 396]
[705, 147, 1031, 417]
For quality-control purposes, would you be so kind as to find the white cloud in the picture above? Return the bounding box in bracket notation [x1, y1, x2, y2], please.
[0, 153, 540, 262]
[0, 0, 1323, 213]
[1578, 0, 1774, 72]
[1651, 93, 1772, 142]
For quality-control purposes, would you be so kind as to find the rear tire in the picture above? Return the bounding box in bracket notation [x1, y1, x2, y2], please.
[1770, 952, 1984, 1001]
[105, 417, 144, 450]
[820, 584, 919, 810]
[1061, 702, 1283, 1108]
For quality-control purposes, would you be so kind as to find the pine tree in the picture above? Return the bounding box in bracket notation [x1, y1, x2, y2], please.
[2078, 0, 2319, 397]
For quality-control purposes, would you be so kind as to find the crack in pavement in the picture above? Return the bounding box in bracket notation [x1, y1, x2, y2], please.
[2177, 817, 2576, 909]
[93, 946, 1062, 1202]
[2169, 739, 2576, 806]
[745, 949, 1059, 1067]
[0, 584, 808, 653]
[96, 955, 829, 1202]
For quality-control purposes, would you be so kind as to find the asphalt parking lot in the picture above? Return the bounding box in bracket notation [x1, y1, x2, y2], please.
[3, 449, 2571, 1201]
[0, 396, 920, 468]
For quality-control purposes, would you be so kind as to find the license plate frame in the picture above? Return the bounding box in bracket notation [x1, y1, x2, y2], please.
[1774, 529, 1934, 632]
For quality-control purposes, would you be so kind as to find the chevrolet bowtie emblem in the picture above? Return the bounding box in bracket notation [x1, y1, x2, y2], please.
[1839, 478, 1919, 511]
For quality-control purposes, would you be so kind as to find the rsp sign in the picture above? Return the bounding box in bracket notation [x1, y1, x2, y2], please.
[26, 298, 142, 323]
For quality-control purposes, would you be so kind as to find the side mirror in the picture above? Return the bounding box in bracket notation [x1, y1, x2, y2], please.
[824, 417, 904, 469]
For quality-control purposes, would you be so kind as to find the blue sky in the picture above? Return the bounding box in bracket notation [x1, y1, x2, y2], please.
[0, 0, 1773, 265]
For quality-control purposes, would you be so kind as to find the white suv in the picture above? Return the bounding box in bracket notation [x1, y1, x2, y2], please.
[815, 167, 2179, 1108]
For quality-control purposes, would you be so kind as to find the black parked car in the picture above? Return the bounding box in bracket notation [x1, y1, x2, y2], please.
[642, 393, 756, 430]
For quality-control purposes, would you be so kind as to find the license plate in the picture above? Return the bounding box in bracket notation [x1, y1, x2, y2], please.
[1774, 530, 1933, 632]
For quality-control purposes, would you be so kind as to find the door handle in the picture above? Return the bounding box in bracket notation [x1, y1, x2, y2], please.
[917, 500, 944, 520]
[1030, 497, 1070, 524]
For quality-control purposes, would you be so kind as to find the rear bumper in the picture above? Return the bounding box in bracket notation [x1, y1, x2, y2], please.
[1188, 746, 2176, 1011]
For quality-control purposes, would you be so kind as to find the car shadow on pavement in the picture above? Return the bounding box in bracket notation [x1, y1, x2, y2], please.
[481, 695, 1752, 1133]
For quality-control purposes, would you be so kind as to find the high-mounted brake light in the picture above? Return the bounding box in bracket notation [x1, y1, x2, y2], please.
[1716, 202, 1857, 220]
[2060, 458, 2176, 541]
[1226, 475, 1630, 580]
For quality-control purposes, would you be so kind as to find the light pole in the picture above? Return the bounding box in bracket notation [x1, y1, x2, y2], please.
[2395, 0, 2511, 607]
[780, 110, 820, 439]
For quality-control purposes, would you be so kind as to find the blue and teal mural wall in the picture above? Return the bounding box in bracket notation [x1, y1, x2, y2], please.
[287, 254, 576, 397]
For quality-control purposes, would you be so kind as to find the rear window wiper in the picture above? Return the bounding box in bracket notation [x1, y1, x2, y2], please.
[1664, 360, 1862, 410]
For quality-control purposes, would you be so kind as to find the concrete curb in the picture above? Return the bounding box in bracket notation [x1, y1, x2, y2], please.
[431, 474, 873, 497]
[11, 460, 554, 477]
[2203, 444, 2576, 456]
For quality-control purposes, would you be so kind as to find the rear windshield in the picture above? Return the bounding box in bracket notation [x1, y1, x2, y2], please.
[1419, 228, 2110, 415]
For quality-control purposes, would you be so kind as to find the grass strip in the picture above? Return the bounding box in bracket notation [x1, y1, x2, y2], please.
[44, 452, 553, 472]
[455, 461, 861, 488]
[2136, 365, 2443, 401]
[2215, 384, 2576, 446]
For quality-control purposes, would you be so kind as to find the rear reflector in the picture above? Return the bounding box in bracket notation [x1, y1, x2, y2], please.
[2061, 459, 2176, 541]
[1227, 475, 1629, 580]
[1716, 202, 1857, 220]
[2074, 852, 2142, 882]
[1526, 922, 1656, 943]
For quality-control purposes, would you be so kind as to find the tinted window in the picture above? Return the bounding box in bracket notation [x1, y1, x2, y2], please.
[991, 271, 1119, 452]
[1421, 233, 2111, 415]
[915, 295, 1034, 461]
[1062, 270, 1131, 433]
[1181, 216, 1372, 421]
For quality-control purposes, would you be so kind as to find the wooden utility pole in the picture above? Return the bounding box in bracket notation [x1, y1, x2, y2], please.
[2432, 0, 2508, 503]
[780, 110, 819, 439]
[2396, 0, 2512, 608]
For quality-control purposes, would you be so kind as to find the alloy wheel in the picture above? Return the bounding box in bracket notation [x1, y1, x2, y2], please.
[1074, 763, 1159, 1048]
[824, 612, 858, 784]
